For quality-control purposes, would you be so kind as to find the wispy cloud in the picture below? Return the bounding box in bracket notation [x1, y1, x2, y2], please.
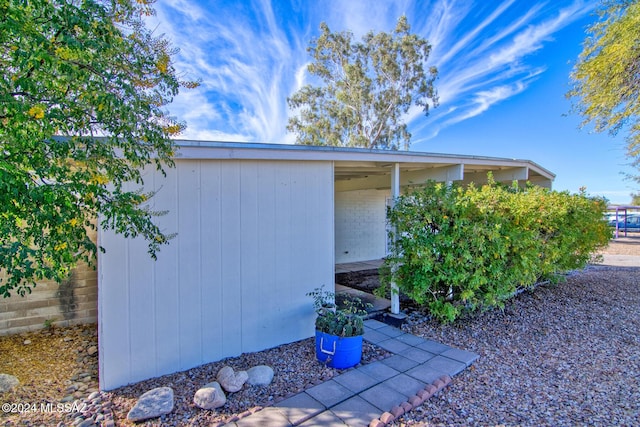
[150, 0, 593, 145]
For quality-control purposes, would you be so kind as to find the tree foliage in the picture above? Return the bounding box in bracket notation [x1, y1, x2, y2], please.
[381, 178, 611, 323]
[287, 16, 438, 150]
[568, 0, 640, 176]
[0, 0, 197, 297]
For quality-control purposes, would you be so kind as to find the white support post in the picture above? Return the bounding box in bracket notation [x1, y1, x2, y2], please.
[390, 163, 400, 315]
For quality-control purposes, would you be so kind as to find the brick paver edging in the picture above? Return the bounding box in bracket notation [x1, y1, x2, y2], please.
[369, 374, 452, 427]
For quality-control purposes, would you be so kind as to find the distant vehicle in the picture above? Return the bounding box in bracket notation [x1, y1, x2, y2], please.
[611, 214, 640, 230]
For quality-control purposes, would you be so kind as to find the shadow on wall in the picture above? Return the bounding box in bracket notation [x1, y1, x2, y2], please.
[56, 272, 77, 321]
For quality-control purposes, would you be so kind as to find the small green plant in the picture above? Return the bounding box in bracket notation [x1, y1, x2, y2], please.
[43, 318, 56, 329]
[308, 286, 370, 337]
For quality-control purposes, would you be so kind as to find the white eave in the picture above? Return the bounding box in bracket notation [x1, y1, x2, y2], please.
[173, 140, 556, 186]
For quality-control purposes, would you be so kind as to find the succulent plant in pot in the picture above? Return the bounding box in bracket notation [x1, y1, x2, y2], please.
[307, 286, 370, 369]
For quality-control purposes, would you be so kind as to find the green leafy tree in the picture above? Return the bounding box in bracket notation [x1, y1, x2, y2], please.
[0, 0, 198, 297]
[631, 192, 640, 205]
[568, 1, 640, 179]
[287, 16, 438, 150]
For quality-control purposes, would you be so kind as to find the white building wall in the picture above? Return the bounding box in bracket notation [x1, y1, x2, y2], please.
[98, 160, 334, 390]
[335, 189, 388, 263]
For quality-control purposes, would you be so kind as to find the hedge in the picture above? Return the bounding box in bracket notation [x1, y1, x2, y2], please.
[380, 177, 611, 322]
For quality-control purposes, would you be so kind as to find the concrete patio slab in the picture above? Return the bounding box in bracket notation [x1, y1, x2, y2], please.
[333, 369, 379, 393]
[441, 347, 481, 366]
[406, 363, 447, 384]
[381, 373, 427, 398]
[417, 339, 452, 354]
[330, 396, 383, 425]
[375, 338, 412, 353]
[304, 380, 354, 408]
[376, 325, 405, 338]
[363, 319, 387, 330]
[231, 407, 292, 427]
[398, 347, 437, 364]
[380, 354, 420, 372]
[423, 355, 468, 377]
[358, 383, 408, 412]
[298, 410, 346, 426]
[231, 321, 479, 427]
[356, 361, 400, 382]
[396, 333, 428, 346]
[274, 392, 325, 425]
[363, 328, 390, 344]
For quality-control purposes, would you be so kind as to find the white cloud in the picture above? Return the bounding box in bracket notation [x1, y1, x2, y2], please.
[148, 0, 594, 145]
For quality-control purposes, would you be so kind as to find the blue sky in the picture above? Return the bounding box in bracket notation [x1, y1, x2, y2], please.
[149, 0, 636, 204]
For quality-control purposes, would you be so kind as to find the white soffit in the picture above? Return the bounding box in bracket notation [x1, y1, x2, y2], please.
[173, 140, 555, 183]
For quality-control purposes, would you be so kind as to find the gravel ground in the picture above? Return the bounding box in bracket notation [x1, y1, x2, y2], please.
[1, 237, 638, 426]
[104, 339, 388, 426]
[393, 253, 640, 425]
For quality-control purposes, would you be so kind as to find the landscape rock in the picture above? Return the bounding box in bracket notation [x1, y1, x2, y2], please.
[193, 381, 226, 409]
[126, 386, 174, 422]
[217, 366, 248, 392]
[246, 365, 274, 386]
[0, 373, 19, 392]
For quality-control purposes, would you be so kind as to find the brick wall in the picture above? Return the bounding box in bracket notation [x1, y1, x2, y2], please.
[0, 231, 98, 336]
[335, 188, 389, 263]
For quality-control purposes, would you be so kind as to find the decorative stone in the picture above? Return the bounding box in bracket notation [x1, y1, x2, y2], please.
[126, 387, 174, 422]
[23, 340, 31, 345]
[246, 365, 274, 386]
[194, 381, 226, 409]
[0, 374, 19, 392]
[87, 346, 98, 356]
[217, 366, 248, 392]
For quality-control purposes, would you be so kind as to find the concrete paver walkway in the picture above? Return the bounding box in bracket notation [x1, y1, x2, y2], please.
[225, 320, 479, 427]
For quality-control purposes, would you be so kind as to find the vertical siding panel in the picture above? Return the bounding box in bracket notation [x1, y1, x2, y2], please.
[308, 162, 334, 290]
[98, 217, 131, 390]
[256, 163, 277, 335]
[200, 161, 224, 362]
[99, 159, 336, 389]
[220, 162, 242, 356]
[177, 161, 203, 369]
[239, 162, 262, 352]
[152, 166, 180, 376]
[128, 228, 157, 382]
[273, 163, 292, 339]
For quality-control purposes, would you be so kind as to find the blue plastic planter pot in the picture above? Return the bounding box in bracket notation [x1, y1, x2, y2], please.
[315, 330, 363, 369]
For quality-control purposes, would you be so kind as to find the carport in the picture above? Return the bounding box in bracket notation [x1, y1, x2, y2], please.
[98, 141, 555, 390]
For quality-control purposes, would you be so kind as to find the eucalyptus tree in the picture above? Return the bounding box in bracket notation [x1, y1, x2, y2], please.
[0, 0, 197, 296]
[288, 16, 438, 150]
[568, 0, 640, 181]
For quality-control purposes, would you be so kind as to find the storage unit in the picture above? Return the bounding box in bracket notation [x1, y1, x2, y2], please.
[98, 142, 554, 389]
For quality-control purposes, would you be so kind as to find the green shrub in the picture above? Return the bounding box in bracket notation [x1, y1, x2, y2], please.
[381, 178, 610, 323]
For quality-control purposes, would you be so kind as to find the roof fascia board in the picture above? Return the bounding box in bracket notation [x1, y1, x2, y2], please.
[172, 141, 555, 182]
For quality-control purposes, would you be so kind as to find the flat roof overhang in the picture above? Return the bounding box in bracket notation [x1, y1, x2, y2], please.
[173, 140, 555, 188]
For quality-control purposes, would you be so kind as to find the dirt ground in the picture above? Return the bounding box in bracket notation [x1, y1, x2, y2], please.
[597, 235, 640, 256]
